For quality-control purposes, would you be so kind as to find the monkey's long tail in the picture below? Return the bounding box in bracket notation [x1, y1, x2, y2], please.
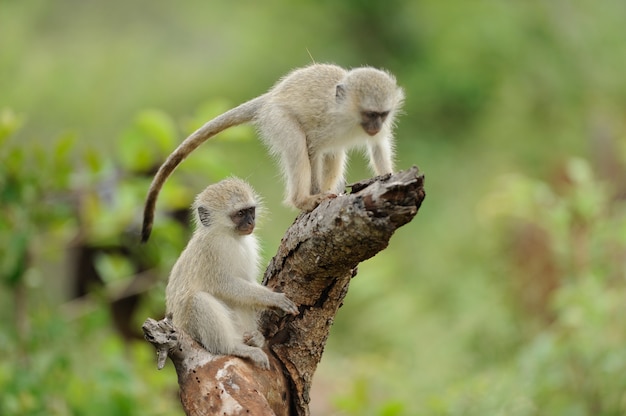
[141, 96, 265, 242]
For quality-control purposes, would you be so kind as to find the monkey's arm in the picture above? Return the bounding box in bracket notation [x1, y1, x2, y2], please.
[368, 137, 394, 175]
[213, 276, 298, 314]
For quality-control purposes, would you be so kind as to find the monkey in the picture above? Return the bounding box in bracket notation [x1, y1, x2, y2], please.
[142, 63, 404, 242]
[165, 178, 298, 369]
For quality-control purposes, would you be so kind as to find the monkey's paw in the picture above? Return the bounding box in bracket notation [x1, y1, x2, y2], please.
[248, 348, 270, 370]
[274, 292, 299, 315]
[297, 192, 337, 212]
[234, 344, 270, 369]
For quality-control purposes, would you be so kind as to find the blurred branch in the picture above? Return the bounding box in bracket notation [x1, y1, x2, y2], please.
[142, 166, 426, 416]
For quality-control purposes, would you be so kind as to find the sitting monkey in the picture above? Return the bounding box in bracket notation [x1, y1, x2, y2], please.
[165, 178, 298, 369]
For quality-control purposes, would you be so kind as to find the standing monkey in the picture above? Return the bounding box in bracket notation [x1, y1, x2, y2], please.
[142, 63, 404, 242]
[165, 178, 298, 369]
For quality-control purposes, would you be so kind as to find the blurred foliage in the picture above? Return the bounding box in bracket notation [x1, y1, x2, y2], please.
[430, 157, 626, 415]
[2, 0, 626, 415]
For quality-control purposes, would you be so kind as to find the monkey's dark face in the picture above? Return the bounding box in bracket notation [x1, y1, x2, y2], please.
[360, 111, 389, 136]
[230, 206, 256, 235]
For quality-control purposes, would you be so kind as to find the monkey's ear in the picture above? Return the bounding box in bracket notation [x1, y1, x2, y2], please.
[197, 206, 211, 227]
[335, 84, 346, 102]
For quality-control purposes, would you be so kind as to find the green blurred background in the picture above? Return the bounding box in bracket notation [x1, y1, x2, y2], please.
[2, 0, 626, 415]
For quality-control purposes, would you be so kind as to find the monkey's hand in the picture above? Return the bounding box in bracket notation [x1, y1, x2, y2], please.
[272, 292, 299, 315]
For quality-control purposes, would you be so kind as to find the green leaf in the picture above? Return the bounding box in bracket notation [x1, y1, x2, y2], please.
[2, 232, 29, 287]
[0, 108, 24, 145]
[135, 109, 177, 152]
[84, 148, 104, 175]
[118, 109, 177, 172]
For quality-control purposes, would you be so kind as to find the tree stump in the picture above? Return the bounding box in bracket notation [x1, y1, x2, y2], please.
[143, 166, 426, 415]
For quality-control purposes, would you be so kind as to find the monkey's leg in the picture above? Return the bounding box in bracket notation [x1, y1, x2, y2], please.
[309, 152, 324, 195]
[189, 292, 270, 369]
[368, 140, 394, 175]
[261, 113, 324, 211]
[320, 151, 347, 194]
[282, 143, 337, 211]
[283, 141, 322, 211]
[239, 308, 265, 347]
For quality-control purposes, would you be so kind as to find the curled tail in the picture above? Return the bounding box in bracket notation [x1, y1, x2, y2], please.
[141, 96, 265, 242]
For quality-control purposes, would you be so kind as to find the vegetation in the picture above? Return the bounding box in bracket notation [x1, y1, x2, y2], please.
[1, 1, 625, 414]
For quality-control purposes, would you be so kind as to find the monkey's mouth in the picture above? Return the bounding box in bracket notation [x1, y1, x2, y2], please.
[361, 123, 381, 136]
[238, 226, 254, 235]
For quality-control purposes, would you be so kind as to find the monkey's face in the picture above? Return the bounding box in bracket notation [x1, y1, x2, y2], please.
[231, 206, 256, 235]
[360, 111, 389, 136]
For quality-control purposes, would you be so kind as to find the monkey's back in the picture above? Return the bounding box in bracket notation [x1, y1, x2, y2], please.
[267, 64, 345, 120]
[272, 64, 345, 95]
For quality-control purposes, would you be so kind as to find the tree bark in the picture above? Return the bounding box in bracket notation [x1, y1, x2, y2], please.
[142, 166, 426, 416]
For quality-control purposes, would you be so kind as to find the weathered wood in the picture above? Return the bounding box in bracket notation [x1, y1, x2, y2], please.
[142, 166, 425, 416]
[142, 315, 290, 416]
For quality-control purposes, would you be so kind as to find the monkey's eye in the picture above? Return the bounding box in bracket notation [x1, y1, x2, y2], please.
[363, 111, 389, 120]
[236, 210, 245, 217]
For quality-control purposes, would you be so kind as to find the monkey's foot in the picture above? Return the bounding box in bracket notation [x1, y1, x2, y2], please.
[233, 344, 270, 370]
[243, 330, 265, 347]
[296, 192, 337, 212]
